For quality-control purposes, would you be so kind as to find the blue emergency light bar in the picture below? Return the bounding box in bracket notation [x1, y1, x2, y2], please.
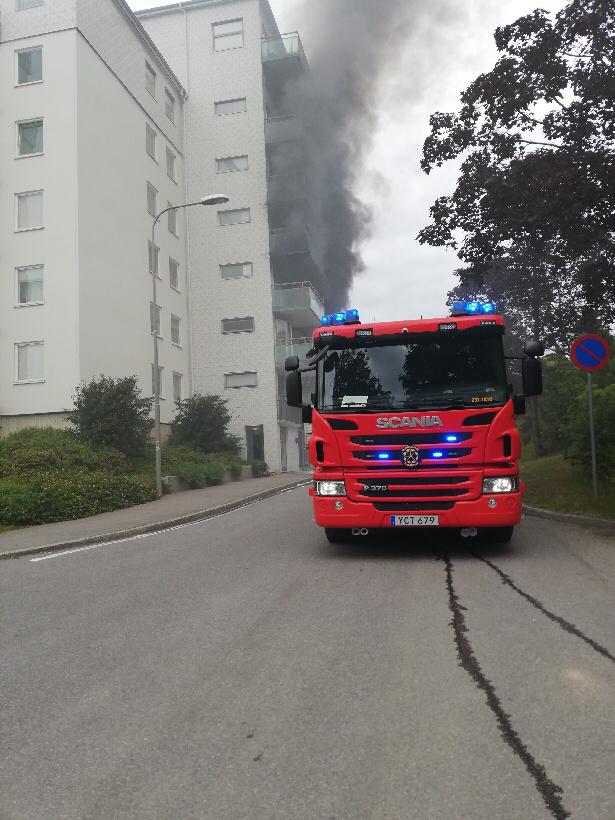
[320, 309, 360, 326]
[450, 300, 496, 316]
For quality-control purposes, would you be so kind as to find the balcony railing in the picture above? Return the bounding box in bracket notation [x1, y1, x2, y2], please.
[275, 337, 313, 369]
[262, 33, 305, 63]
[273, 281, 323, 318]
[265, 114, 302, 143]
[270, 225, 314, 256]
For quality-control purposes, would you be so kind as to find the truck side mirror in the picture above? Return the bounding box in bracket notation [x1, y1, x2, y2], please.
[523, 340, 545, 357]
[512, 395, 526, 415]
[302, 405, 312, 424]
[286, 370, 303, 407]
[522, 356, 543, 397]
[285, 355, 300, 372]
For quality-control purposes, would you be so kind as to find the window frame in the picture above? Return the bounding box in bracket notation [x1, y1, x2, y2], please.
[150, 301, 162, 338]
[15, 189, 44, 232]
[217, 208, 251, 227]
[169, 257, 180, 291]
[220, 261, 253, 280]
[172, 372, 182, 403]
[214, 97, 247, 116]
[151, 364, 165, 398]
[145, 61, 157, 99]
[216, 155, 249, 174]
[16, 117, 44, 158]
[147, 182, 158, 217]
[171, 314, 181, 346]
[14, 340, 44, 384]
[145, 123, 157, 161]
[165, 89, 176, 123]
[221, 316, 255, 334]
[15, 46, 43, 86]
[224, 371, 258, 389]
[148, 240, 160, 278]
[15, 264, 44, 307]
[16, 0, 44, 10]
[212, 18, 244, 51]
[167, 202, 178, 236]
[166, 147, 177, 182]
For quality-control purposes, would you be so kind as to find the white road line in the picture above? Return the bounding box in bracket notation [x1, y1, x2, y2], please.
[30, 483, 308, 563]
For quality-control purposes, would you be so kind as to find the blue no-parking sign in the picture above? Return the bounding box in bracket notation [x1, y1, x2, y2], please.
[569, 334, 611, 497]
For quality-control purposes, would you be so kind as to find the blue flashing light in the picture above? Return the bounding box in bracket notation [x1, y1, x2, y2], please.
[320, 309, 361, 326]
[481, 302, 495, 314]
[450, 300, 497, 317]
[466, 301, 480, 313]
[377, 452, 391, 460]
[445, 435, 458, 443]
[431, 451, 444, 459]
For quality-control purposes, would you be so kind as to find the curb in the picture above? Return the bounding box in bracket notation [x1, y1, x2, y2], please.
[523, 504, 615, 532]
[0, 479, 309, 561]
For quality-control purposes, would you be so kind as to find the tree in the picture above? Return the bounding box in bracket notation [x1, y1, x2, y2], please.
[69, 376, 153, 458]
[420, 0, 615, 335]
[169, 394, 240, 455]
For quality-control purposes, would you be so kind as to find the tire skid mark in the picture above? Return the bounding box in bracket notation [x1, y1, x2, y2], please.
[443, 553, 571, 820]
[473, 553, 615, 666]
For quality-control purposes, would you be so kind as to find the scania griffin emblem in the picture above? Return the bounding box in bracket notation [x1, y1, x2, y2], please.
[402, 445, 420, 468]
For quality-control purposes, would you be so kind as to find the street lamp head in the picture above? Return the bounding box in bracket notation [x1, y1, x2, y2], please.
[201, 194, 230, 206]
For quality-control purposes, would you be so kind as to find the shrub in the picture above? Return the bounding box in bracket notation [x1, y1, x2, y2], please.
[244, 459, 269, 478]
[162, 446, 243, 488]
[69, 376, 153, 458]
[0, 428, 99, 477]
[0, 471, 156, 526]
[169, 394, 240, 455]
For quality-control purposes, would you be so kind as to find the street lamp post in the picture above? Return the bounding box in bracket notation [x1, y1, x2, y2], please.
[150, 194, 229, 496]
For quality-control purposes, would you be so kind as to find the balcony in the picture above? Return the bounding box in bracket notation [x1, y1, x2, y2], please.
[275, 337, 313, 369]
[270, 225, 314, 256]
[265, 114, 303, 144]
[273, 282, 324, 330]
[262, 33, 307, 101]
[267, 173, 307, 204]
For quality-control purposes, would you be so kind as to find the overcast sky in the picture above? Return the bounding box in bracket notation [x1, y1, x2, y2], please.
[130, 0, 565, 322]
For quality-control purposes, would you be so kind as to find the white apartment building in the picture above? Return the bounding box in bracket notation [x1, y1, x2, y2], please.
[0, 0, 321, 472]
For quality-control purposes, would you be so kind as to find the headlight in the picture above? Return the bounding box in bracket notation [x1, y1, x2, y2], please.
[314, 480, 346, 496]
[482, 476, 518, 494]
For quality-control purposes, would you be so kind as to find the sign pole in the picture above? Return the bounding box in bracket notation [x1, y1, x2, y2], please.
[587, 371, 598, 498]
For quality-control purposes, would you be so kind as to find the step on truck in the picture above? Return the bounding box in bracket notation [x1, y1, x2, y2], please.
[285, 302, 544, 544]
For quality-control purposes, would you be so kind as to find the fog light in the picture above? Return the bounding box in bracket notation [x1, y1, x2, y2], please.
[488, 498, 497, 508]
[482, 476, 518, 494]
[314, 480, 346, 496]
[335, 501, 344, 510]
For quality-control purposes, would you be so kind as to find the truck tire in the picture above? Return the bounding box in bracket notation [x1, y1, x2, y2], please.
[480, 526, 514, 544]
[325, 528, 353, 544]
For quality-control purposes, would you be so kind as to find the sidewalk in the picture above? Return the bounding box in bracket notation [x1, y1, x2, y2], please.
[0, 473, 309, 559]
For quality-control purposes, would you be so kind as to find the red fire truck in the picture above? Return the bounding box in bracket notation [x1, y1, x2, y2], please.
[285, 302, 544, 544]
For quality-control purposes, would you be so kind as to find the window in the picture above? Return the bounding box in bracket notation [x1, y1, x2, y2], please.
[150, 302, 162, 336]
[145, 62, 156, 98]
[15, 190, 43, 231]
[222, 317, 255, 334]
[213, 19, 244, 51]
[169, 258, 179, 289]
[172, 372, 182, 403]
[17, 0, 44, 9]
[16, 265, 43, 305]
[171, 315, 181, 345]
[167, 203, 177, 235]
[215, 97, 247, 116]
[166, 147, 176, 181]
[220, 262, 253, 279]
[15, 342, 44, 383]
[146, 124, 156, 159]
[16, 47, 42, 84]
[148, 240, 160, 275]
[218, 208, 250, 226]
[151, 364, 164, 397]
[165, 89, 175, 123]
[17, 119, 43, 156]
[147, 182, 157, 216]
[216, 155, 248, 174]
[225, 371, 258, 388]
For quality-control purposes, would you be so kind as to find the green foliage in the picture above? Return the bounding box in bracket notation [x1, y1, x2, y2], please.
[0, 427, 126, 477]
[0, 471, 155, 526]
[69, 375, 153, 457]
[169, 394, 240, 455]
[421, 0, 615, 342]
[244, 459, 269, 478]
[522, 454, 615, 520]
[162, 445, 244, 488]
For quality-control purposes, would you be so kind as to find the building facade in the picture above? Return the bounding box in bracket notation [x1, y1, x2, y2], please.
[0, 0, 321, 472]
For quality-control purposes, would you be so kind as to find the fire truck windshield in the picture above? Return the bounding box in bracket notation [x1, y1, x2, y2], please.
[317, 334, 508, 412]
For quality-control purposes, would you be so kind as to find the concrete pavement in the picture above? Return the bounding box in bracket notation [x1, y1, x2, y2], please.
[2, 488, 615, 819]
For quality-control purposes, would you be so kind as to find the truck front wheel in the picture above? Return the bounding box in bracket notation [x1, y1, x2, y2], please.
[325, 528, 353, 544]
[480, 526, 514, 544]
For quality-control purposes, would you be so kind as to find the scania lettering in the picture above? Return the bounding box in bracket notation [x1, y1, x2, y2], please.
[285, 303, 544, 544]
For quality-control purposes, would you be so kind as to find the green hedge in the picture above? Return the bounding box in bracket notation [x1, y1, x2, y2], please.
[162, 445, 244, 488]
[0, 471, 156, 525]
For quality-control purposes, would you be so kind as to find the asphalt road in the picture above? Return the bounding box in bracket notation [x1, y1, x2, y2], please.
[2, 486, 615, 820]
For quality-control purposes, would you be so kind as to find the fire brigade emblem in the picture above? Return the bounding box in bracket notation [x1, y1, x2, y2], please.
[402, 445, 420, 468]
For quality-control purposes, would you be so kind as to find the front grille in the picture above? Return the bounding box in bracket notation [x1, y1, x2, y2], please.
[358, 476, 467, 486]
[374, 502, 455, 511]
[366, 489, 467, 498]
[353, 448, 471, 461]
[351, 433, 472, 445]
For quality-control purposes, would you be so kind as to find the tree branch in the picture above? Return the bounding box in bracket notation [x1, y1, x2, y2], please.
[519, 139, 564, 149]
